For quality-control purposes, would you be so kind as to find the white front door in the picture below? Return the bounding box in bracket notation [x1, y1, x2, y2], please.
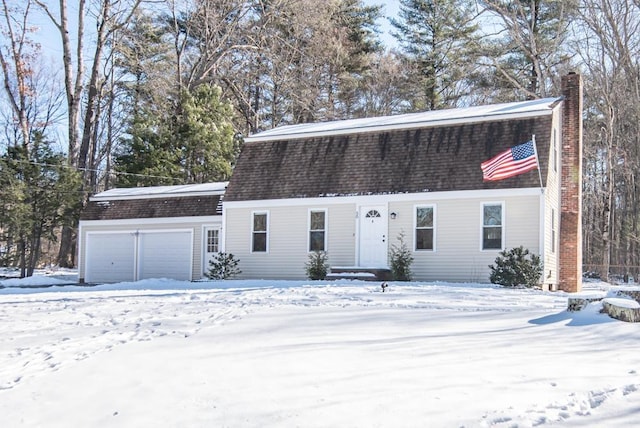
[359, 206, 388, 267]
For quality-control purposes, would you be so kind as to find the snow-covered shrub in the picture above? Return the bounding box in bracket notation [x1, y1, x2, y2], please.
[489, 246, 542, 288]
[206, 252, 242, 280]
[305, 251, 329, 280]
[389, 231, 413, 281]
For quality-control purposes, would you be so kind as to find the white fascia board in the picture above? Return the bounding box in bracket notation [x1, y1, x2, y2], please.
[244, 100, 560, 143]
[79, 215, 222, 228]
[90, 190, 225, 202]
[223, 188, 544, 210]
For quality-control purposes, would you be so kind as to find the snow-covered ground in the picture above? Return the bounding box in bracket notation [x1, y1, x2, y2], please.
[1, 271, 639, 427]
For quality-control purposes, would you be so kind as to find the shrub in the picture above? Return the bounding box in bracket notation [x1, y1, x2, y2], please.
[206, 252, 242, 280]
[389, 231, 414, 281]
[489, 246, 543, 288]
[305, 251, 329, 280]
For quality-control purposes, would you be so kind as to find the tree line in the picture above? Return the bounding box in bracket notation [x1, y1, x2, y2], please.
[0, 0, 638, 280]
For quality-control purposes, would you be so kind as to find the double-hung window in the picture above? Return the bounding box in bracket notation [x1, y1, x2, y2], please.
[482, 203, 503, 250]
[309, 210, 327, 252]
[415, 206, 434, 250]
[252, 212, 268, 252]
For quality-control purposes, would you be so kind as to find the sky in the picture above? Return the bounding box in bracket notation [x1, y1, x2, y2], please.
[1, 271, 639, 427]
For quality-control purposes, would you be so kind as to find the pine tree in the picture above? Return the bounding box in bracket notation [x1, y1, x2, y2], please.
[390, 0, 480, 110]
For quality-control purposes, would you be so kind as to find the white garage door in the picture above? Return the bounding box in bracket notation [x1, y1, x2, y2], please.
[138, 231, 192, 281]
[85, 233, 136, 283]
[85, 230, 193, 283]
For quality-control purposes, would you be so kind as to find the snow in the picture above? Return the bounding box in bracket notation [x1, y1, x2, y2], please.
[245, 98, 560, 142]
[1, 272, 639, 427]
[603, 297, 640, 309]
[89, 181, 228, 200]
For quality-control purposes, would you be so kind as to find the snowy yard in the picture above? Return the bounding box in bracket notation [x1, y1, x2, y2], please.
[1, 272, 639, 427]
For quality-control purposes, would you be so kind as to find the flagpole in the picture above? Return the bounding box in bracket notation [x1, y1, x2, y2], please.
[532, 134, 544, 193]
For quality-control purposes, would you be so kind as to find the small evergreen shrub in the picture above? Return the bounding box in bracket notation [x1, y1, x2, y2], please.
[489, 246, 543, 288]
[206, 252, 242, 280]
[389, 231, 414, 281]
[305, 251, 329, 280]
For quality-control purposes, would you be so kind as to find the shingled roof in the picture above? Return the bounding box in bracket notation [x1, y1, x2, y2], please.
[225, 99, 559, 202]
[81, 182, 226, 221]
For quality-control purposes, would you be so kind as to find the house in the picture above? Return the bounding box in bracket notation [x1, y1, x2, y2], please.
[223, 73, 583, 292]
[78, 182, 226, 283]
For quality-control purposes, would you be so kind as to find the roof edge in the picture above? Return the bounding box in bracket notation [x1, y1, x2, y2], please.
[245, 98, 560, 143]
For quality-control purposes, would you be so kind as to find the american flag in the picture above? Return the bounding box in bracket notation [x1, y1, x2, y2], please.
[481, 140, 538, 182]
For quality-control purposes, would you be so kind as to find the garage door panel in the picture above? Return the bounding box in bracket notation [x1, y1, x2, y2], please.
[138, 231, 192, 281]
[86, 233, 135, 283]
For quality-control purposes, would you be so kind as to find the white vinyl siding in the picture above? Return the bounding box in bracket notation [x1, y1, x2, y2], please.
[225, 204, 356, 279]
[542, 110, 562, 289]
[389, 194, 540, 282]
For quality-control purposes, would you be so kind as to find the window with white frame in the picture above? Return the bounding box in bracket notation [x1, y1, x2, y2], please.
[551, 209, 556, 253]
[309, 210, 326, 252]
[252, 212, 268, 252]
[553, 128, 558, 172]
[416, 206, 434, 250]
[482, 203, 503, 250]
[207, 229, 219, 253]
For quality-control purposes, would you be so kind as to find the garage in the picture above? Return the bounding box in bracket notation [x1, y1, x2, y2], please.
[85, 230, 193, 283]
[78, 182, 226, 284]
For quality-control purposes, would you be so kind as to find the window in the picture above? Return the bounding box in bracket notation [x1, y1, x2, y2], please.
[207, 229, 219, 253]
[252, 212, 268, 252]
[416, 206, 434, 250]
[482, 203, 503, 250]
[553, 129, 558, 172]
[551, 209, 556, 253]
[309, 210, 326, 252]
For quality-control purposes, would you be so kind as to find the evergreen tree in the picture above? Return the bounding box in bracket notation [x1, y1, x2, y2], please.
[114, 83, 238, 186]
[390, 0, 479, 110]
[0, 133, 81, 276]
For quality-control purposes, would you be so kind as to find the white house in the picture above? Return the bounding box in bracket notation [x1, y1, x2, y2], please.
[222, 74, 583, 291]
[77, 74, 583, 292]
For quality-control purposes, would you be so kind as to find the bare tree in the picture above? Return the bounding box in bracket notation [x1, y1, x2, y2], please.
[575, 0, 640, 280]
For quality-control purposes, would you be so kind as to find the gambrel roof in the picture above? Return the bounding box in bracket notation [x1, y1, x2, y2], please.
[225, 99, 560, 202]
[81, 182, 226, 220]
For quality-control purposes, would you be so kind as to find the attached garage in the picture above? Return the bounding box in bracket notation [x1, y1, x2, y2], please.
[78, 183, 226, 284]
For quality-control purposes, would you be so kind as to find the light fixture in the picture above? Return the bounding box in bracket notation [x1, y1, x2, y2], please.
[390, 212, 397, 220]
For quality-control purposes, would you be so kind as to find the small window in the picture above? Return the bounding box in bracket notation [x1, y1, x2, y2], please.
[366, 210, 381, 218]
[482, 203, 503, 250]
[416, 206, 434, 250]
[551, 209, 556, 254]
[207, 229, 219, 253]
[309, 210, 326, 252]
[252, 212, 268, 252]
[553, 129, 558, 172]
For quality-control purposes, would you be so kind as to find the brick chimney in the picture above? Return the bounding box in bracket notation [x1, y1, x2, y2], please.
[558, 73, 583, 293]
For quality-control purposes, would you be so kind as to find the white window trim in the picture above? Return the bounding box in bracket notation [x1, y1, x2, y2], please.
[480, 201, 505, 251]
[414, 204, 436, 252]
[308, 208, 328, 252]
[251, 211, 269, 253]
[553, 128, 558, 173]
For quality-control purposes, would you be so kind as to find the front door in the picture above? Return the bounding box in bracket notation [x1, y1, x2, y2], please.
[359, 206, 388, 267]
[203, 226, 221, 275]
